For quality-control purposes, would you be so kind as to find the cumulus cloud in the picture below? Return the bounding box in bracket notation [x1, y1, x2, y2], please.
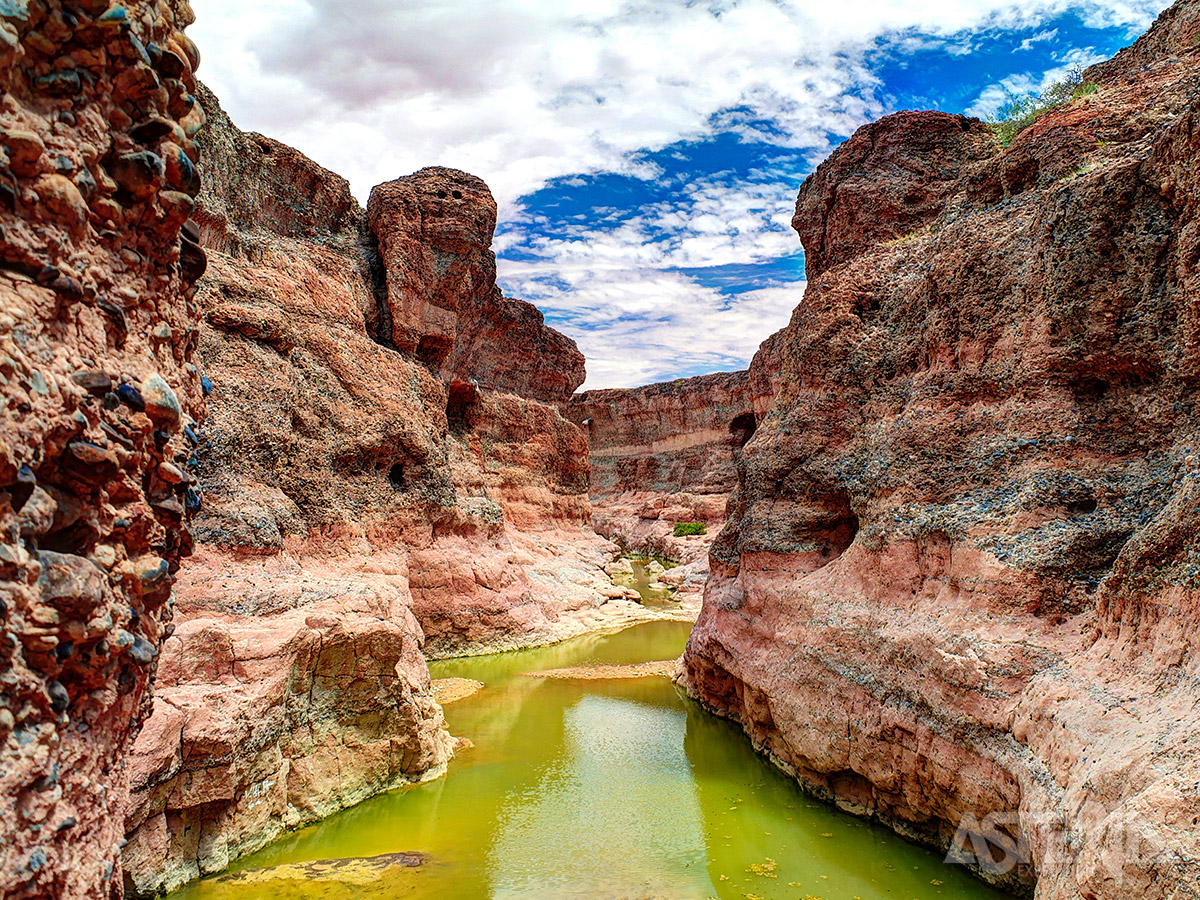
[189, 0, 1168, 389]
[190, 0, 1164, 206]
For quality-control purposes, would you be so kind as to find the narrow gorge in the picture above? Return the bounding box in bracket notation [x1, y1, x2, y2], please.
[1, 1, 1198, 900]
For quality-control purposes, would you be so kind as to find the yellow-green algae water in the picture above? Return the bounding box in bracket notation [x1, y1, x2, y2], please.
[168, 620, 1009, 900]
[613, 558, 678, 605]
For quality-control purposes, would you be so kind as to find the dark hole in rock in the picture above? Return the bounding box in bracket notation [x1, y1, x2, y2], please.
[41, 522, 100, 556]
[436, 190, 447, 199]
[1074, 377, 1109, 400]
[799, 491, 859, 571]
[730, 412, 757, 447]
[447, 380, 479, 433]
[388, 463, 406, 491]
[822, 513, 860, 560]
[416, 335, 453, 369]
[1067, 497, 1098, 514]
[452, 190, 462, 199]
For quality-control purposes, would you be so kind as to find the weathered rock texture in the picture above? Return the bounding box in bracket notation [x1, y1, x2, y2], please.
[567, 338, 782, 595]
[683, 4, 1200, 899]
[367, 168, 585, 404]
[120, 87, 641, 896]
[0, 1, 207, 898]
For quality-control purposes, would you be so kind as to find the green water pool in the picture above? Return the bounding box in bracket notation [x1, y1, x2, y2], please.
[613, 558, 678, 606]
[167, 620, 1009, 900]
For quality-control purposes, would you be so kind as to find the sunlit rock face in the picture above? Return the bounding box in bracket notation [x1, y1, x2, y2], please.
[0, 1, 208, 897]
[566, 337, 784, 598]
[120, 86, 619, 896]
[367, 167, 586, 405]
[682, 2, 1200, 898]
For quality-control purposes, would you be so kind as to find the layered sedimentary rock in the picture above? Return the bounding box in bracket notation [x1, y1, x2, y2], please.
[567, 338, 782, 595]
[683, 4, 1200, 898]
[0, 2, 207, 898]
[121, 88, 634, 895]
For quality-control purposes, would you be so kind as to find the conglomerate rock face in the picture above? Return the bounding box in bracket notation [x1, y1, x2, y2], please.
[682, 3, 1200, 898]
[0, 1, 206, 898]
[120, 88, 623, 896]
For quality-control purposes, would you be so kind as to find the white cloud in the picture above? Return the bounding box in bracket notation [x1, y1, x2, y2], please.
[495, 170, 805, 389]
[190, 0, 1166, 207]
[188, 0, 1169, 389]
[1020, 28, 1061, 49]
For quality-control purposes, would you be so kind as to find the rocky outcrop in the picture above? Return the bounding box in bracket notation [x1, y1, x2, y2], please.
[570, 370, 762, 501]
[120, 86, 644, 895]
[0, 2, 207, 898]
[366, 168, 586, 404]
[567, 337, 783, 595]
[682, 3, 1200, 899]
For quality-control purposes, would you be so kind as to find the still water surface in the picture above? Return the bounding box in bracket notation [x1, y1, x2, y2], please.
[169, 620, 1008, 900]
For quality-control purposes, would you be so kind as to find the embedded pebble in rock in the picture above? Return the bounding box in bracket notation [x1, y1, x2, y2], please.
[34, 70, 82, 97]
[140, 374, 181, 431]
[108, 151, 164, 199]
[116, 383, 146, 412]
[69, 372, 113, 396]
[2, 129, 45, 177]
[156, 461, 184, 484]
[0, 1, 205, 898]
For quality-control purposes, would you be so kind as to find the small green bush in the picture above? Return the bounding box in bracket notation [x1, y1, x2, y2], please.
[673, 521, 707, 537]
[990, 66, 1097, 147]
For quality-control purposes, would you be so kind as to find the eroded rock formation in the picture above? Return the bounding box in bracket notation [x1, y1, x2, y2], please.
[682, 3, 1200, 898]
[0, 1, 206, 898]
[367, 168, 586, 405]
[120, 87, 646, 895]
[567, 337, 782, 596]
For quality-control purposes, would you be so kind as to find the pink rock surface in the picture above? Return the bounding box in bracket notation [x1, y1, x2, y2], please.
[0, 3, 206, 897]
[682, 4, 1200, 898]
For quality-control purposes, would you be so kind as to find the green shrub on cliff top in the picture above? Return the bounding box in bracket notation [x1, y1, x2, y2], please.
[673, 521, 707, 537]
[990, 66, 1097, 146]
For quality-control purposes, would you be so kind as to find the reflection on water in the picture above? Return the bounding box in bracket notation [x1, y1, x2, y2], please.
[612, 559, 678, 606]
[168, 620, 1009, 900]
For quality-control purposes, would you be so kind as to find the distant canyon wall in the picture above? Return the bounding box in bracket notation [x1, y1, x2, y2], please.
[681, 3, 1200, 898]
[566, 337, 782, 595]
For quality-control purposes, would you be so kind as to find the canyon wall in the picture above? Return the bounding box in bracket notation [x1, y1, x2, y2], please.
[0, 1, 206, 898]
[119, 87, 639, 896]
[566, 336, 781, 594]
[682, 3, 1200, 898]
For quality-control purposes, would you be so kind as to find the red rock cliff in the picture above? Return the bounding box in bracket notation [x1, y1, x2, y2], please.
[0, 1, 206, 897]
[682, 3, 1200, 898]
[367, 168, 586, 405]
[120, 83, 639, 896]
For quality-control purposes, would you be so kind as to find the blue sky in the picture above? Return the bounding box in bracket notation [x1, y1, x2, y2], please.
[191, 0, 1171, 389]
